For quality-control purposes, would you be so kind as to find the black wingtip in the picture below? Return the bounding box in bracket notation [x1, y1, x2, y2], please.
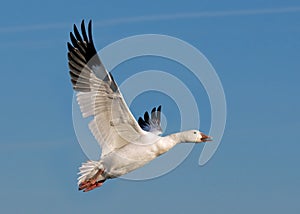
[157, 105, 162, 121]
[67, 42, 73, 51]
[70, 32, 78, 47]
[81, 19, 85, 26]
[144, 111, 150, 123]
[73, 24, 78, 37]
[138, 106, 163, 133]
[88, 20, 93, 42]
[138, 117, 143, 125]
[73, 24, 83, 42]
[151, 107, 156, 114]
[81, 20, 88, 42]
[157, 105, 162, 112]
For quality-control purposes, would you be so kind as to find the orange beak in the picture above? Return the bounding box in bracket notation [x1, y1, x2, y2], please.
[201, 133, 213, 142]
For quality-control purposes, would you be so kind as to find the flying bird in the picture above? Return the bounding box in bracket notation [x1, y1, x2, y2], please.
[67, 20, 212, 192]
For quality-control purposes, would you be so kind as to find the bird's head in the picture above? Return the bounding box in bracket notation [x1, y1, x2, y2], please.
[183, 130, 212, 143]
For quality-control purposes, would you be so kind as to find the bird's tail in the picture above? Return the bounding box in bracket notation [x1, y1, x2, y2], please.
[77, 160, 106, 192]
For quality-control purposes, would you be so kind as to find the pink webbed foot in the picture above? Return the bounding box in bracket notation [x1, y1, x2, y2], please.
[79, 180, 104, 192]
[78, 169, 105, 192]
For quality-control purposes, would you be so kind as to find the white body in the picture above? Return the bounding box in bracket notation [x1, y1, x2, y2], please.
[67, 20, 210, 191]
[101, 134, 175, 178]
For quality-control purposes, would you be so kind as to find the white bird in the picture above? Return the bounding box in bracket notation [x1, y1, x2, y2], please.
[67, 20, 212, 192]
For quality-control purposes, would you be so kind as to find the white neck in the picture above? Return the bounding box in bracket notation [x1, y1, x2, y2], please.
[167, 132, 186, 144]
[154, 131, 193, 156]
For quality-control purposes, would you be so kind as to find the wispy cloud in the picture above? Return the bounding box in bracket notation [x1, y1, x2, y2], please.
[94, 6, 300, 26]
[1, 6, 300, 33]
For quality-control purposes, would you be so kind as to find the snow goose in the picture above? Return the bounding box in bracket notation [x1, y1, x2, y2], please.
[67, 20, 212, 192]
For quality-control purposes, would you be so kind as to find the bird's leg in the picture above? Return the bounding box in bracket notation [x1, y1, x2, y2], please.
[78, 169, 105, 192]
[83, 180, 105, 192]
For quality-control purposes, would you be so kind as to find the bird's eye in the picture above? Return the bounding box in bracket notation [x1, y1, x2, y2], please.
[194, 131, 197, 134]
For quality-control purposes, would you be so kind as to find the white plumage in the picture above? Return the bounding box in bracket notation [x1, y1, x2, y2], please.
[67, 20, 212, 192]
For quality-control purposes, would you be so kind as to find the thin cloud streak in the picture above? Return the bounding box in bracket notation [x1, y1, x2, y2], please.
[94, 6, 300, 26]
[1, 6, 300, 33]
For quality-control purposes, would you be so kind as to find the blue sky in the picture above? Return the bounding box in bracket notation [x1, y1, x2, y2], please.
[1, 0, 300, 213]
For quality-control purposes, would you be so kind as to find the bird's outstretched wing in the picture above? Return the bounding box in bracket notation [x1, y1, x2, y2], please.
[68, 20, 146, 157]
[138, 106, 162, 135]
